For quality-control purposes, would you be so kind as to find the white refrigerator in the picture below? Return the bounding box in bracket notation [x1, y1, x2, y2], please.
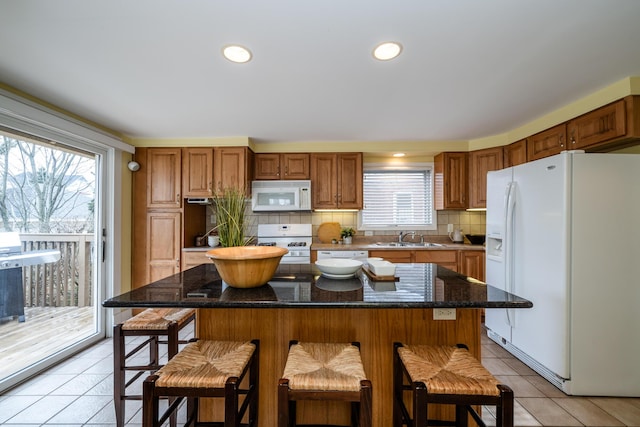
[485, 151, 640, 396]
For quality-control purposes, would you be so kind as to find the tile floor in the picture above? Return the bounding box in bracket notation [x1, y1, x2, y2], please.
[0, 325, 639, 426]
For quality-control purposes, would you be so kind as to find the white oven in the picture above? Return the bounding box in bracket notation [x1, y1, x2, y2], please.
[251, 180, 311, 212]
[257, 224, 312, 264]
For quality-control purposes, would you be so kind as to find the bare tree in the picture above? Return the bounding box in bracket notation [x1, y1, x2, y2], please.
[2, 135, 94, 233]
[0, 136, 17, 231]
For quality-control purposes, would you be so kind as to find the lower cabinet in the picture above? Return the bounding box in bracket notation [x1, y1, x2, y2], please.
[459, 250, 485, 281]
[367, 249, 464, 273]
[414, 250, 459, 272]
[146, 211, 182, 283]
[182, 251, 211, 271]
[368, 250, 413, 264]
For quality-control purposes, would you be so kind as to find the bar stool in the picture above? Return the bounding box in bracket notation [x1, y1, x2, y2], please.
[393, 342, 514, 427]
[278, 340, 372, 427]
[142, 339, 260, 427]
[113, 308, 196, 427]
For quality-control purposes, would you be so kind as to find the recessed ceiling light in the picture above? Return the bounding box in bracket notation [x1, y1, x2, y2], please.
[393, 153, 405, 157]
[222, 45, 252, 63]
[373, 42, 402, 61]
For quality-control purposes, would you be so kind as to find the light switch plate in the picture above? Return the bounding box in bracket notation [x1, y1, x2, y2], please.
[434, 308, 456, 320]
[447, 224, 454, 232]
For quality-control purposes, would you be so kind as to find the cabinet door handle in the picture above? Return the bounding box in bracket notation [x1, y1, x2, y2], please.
[284, 166, 288, 176]
[570, 130, 576, 145]
[176, 193, 180, 202]
[559, 134, 565, 148]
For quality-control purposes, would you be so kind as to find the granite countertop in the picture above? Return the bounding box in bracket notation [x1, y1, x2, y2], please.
[103, 263, 531, 310]
[311, 242, 483, 251]
[184, 241, 484, 252]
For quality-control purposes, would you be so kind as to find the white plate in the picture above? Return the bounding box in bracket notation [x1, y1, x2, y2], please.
[321, 272, 356, 279]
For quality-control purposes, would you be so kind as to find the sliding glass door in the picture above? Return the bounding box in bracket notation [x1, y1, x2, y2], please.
[0, 129, 106, 392]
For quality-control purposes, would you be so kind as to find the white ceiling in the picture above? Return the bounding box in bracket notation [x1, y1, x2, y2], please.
[1, 0, 640, 146]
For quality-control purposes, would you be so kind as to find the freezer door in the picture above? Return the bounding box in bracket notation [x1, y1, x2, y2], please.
[485, 167, 513, 341]
[509, 154, 571, 379]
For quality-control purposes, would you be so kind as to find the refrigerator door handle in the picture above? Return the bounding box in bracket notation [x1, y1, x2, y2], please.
[505, 181, 517, 327]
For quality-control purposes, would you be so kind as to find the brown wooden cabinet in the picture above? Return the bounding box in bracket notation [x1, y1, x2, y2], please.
[368, 250, 413, 264]
[368, 249, 459, 270]
[182, 148, 213, 197]
[434, 152, 468, 210]
[468, 147, 503, 209]
[146, 148, 182, 208]
[503, 139, 527, 167]
[213, 147, 254, 195]
[414, 250, 459, 271]
[567, 99, 627, 150]
[254, 153, 310, 180]
[182, 250, 210, 271]
[146, 211, 182, 283]
[459, 250, 485, 281]
[311, 153, 363, 209]
[527, 123, 567, 161]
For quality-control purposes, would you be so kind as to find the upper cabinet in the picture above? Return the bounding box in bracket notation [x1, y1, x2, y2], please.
[503, 139, 527, 167]
[434, 152, 468, 210]
[526, 96, 640, 161]
[527, 123, 567, 161]
[310, 153, 363, 209]
[567, 99, 626, 150]
[468, 147, 503, 209]
[254, 153, 310, 180]
[182, 148, 213, 198]
[146, 148, 182, 208]
[213, 147, 254, 195]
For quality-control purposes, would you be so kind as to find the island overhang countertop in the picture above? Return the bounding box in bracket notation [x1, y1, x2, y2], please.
[102, 263, 532, 309]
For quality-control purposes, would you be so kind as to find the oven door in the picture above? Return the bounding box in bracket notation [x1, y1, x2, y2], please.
[279, 251, 310, 265]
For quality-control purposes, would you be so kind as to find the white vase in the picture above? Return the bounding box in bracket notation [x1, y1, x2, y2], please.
[208, 235, 220, 247]
[343, 236, 352, 244]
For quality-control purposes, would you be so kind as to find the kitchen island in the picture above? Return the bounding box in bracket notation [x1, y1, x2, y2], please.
[103, 263, 531, 427]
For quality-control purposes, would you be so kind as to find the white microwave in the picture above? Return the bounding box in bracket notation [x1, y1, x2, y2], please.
[251, 180, 311, 211]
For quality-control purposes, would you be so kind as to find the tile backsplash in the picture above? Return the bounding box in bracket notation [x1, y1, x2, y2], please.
[225, 207, 486, 240]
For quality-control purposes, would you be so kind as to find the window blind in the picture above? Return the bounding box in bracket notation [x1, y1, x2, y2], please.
[360, 169, 433, 228]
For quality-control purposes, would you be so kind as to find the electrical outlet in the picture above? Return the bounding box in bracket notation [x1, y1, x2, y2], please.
[447, 224, 453, 233]
[433, 308, 456, 320]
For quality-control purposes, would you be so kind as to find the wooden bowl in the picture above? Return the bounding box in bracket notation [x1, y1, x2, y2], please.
[206, 246, 288, 288]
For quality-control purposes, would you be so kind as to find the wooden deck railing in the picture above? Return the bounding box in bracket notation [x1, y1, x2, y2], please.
[19, 234, 94, 308]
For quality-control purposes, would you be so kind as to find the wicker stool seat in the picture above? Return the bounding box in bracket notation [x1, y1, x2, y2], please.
[114, 308, 196, 427]
[393, 343, 513, 427]
[278, 341, 372, 427]
[143, 339, 259, 427]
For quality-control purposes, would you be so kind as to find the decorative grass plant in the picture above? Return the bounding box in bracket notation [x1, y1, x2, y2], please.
[211, 187, 250, 247]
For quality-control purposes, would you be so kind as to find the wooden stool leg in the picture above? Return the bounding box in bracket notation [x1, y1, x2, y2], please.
[249, 338, 260, 426]
[392, 343, 404, 427]
[413, 383, 427, 427]
[113, 324, 126, 427]
[455, 404, 468, 427]
[277, 379, 290, 427]
[224, 377, 239, 426]
[498, 384, 514, 427]
[360, 379, 373, 427]
[142, 375, 158, 427]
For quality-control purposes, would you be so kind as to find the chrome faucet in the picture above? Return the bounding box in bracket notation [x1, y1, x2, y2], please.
[399, 231, 415, 243]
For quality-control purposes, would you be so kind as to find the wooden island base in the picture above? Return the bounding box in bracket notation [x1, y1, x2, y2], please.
[196, 307, 482, 427]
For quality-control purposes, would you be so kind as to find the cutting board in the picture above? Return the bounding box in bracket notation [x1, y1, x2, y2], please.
[317, 222, 341, 243]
